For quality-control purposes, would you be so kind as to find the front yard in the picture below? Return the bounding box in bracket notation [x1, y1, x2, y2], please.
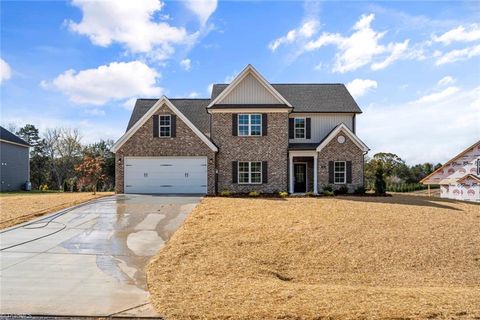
[0, 191, 113, 229]
[147, 195, 480, 319]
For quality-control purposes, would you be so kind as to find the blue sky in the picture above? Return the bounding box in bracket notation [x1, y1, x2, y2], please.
[1, 0, 479, 164]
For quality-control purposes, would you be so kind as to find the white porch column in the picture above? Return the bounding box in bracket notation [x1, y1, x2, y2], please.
[313, 153, 318, 194]
[289, 154, 294, 194]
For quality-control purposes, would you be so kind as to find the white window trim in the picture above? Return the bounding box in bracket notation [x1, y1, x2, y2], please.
[294, 117, 306, 139]
[159, 115, 171, 138]
[238, 161, 262, 184]
[334, 161, 346, 184]
[238, 114, 262, 136]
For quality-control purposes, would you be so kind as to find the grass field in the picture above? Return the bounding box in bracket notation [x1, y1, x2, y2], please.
[0, 191, 114, 229]
[147, 195, 480, 319]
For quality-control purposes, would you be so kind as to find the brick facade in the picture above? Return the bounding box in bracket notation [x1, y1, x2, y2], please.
[211, 112, 289, 193]
[317, 132, 365, 192]
[115, 103, 216, 194]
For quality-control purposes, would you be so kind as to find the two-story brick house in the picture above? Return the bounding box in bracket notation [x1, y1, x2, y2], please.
[112, 65, 369, 195]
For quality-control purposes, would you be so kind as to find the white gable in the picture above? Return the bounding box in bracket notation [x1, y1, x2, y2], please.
[218, 73, 282, 104]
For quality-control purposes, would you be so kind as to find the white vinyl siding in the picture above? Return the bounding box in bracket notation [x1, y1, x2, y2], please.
[218, 73, 281, 104]
[289, 113, 354, 143]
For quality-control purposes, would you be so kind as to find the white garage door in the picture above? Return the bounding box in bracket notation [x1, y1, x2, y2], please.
[124, 157, 207, 194]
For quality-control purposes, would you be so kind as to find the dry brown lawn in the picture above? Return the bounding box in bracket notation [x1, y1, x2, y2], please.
[0, 192, 113, 229]
[147, 195, 480, 320]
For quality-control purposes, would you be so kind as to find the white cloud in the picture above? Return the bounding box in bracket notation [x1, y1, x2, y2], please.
[68, 0, 195, 61]
[304, 14, 410, 73]
[358, 85, 480, 164]
[0, 58, 12, 83]
[269, 19, 319, 52]
[43, 61, 163, 105]
[207, 83, 213, 95]
[438, 76, 455, 86]
[123, 97, 139, 111]
[180, 58, 192, 71]
[346, 79, 378, 98]
[413, 86, 460, 104]
[183, 0, 217, 26]
[188, 91, 199, 98]
[435, 44, 480, 65]
[371, 39, 409, 70]
[433, 24, 480, 45]
[85, 108, 106, 116]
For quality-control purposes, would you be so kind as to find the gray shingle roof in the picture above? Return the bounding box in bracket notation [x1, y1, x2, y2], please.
[288, 143, 319, 150]
[211, 83, 362, 113]
[126, 98, 211, 134]
[0, 126, 30, 147]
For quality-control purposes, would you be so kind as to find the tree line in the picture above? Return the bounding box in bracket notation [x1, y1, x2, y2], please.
[14, 124, 115, 192]
[364, 152, 442, 194]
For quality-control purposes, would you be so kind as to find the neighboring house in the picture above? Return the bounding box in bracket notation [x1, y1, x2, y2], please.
[0, 126, 30, 191]
[112, 65, 369, 195]
[421, 140, 480, 202]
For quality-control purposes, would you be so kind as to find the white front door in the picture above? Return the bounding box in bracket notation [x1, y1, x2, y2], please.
[124, 157, 207, 194]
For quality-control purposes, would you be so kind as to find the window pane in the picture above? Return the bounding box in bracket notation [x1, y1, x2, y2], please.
[295, 118, 305, 128]
[295, 128, 305, 139]
[250, 125, 261, 136]
[238, 125, 249, 136]
[251, 173, 261, 183]
[239, 115, 249, 125]
[239, 173, 249, 183]
[160, 116, 170, 125]
[160, 127, 170, 137]
[251, 114, 261, 124]
[239, 162, 249, 172]
[250, 162, 261, 172]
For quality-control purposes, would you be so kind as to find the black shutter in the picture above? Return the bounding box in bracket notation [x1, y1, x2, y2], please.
[262, 161, 268, 184]
[262, 114, 267, 136]
[153, 115, 159, 137]
[171, 115, 176, 137]
[232, 161, 238, 183]
[328, 161, 334, 184]
[232, 114, 238, 136]
[346, 161, 352, 183]
[288, 118, 294, 139]
[306, 118, 311, 139]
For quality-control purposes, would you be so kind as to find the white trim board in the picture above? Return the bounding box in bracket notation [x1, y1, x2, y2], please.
[112, 96, 218, 153]
[316, 123, 369, 152]
[206, 64, 292, 109]
[0, 139, 30, 148]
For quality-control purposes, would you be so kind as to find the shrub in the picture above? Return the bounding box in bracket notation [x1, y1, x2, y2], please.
[63, 180, 69, 192]
[278, 191, 289, 198]
[220, 190, 231, 197]
[334, 185, 349, 195]
[72, 180, 79, 192]
[305, 191, 315, 197]
[323, 185, 333, 192]
[248, 191, 260, 197]
[323, 190, 334, 196]
[39, 184, 49, 191]
[374, 166, 387, 195]
[354, 186, 366, 194]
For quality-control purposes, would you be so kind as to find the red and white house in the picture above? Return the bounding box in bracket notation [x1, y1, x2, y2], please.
[421, 140, 480, 202]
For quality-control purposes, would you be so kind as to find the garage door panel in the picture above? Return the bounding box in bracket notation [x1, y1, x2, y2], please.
[124, 157, 207, 194]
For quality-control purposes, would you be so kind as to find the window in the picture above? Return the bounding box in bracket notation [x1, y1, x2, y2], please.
[238, 161, 262, 184]
[159, 115, 171, 137]
[294, 118, 305, 139]
[334, 161, 346, 184]
[238, 114, 262, 136]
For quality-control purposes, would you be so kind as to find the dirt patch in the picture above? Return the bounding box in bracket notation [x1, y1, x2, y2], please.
[147, 195, 480, 319]
[0, 192, 114, 229]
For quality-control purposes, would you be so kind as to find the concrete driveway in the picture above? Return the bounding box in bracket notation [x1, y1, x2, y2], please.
[0, 194, 201, 317]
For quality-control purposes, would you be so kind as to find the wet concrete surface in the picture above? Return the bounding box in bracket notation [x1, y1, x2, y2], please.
[0, 194, 201, 317]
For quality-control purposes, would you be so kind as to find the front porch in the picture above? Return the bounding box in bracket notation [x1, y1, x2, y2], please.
[289, 150, 318, 194]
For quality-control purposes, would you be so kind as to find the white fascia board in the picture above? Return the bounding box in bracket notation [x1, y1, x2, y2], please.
[0, 139, 30, 148]
[206, 64, 292, 109]
[112, 96, 218, 153]
[316, 123, 369, 152]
